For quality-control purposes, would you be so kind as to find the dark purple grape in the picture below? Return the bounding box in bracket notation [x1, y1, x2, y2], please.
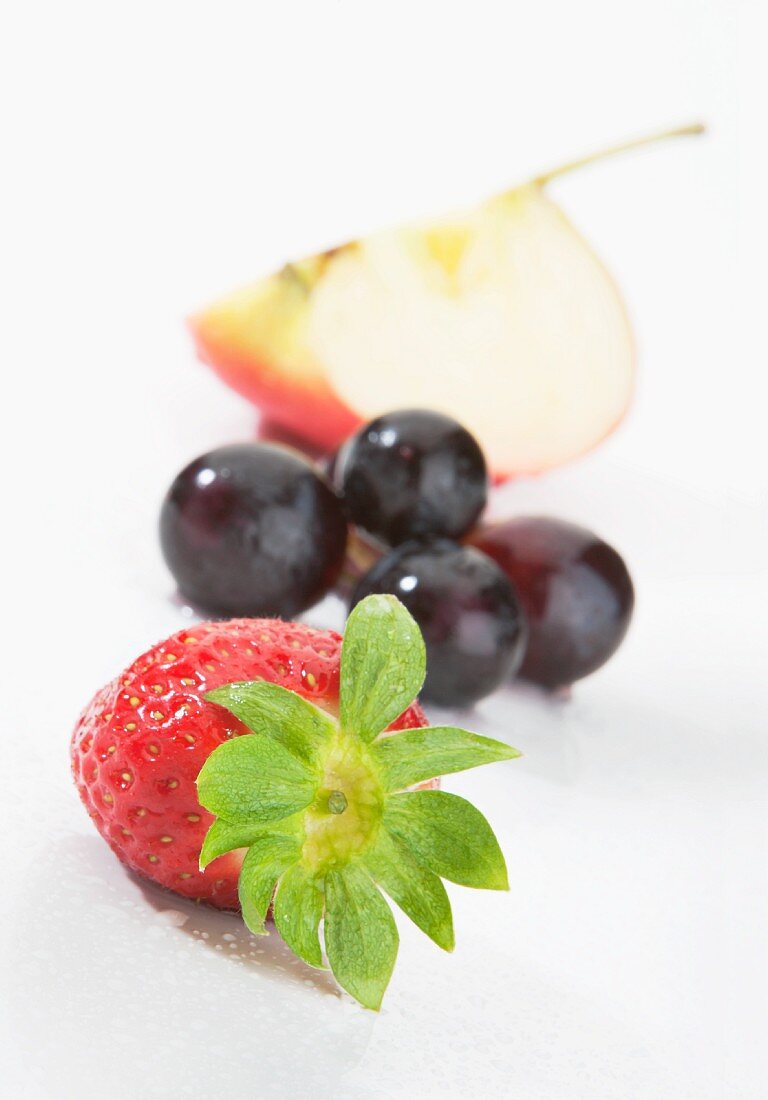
[335, 410, 488, 546]
[351, 540, 527, 707]
[470, 517, 634, 689]
[159, 444, 347, 618]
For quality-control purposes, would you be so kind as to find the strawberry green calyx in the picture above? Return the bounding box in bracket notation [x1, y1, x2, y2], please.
[196, 594, 520, 1009]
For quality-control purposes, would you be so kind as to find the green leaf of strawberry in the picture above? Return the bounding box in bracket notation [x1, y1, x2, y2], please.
[197, 733, 319, 823]
[196, 593, 519, 1009]
[362, 827, 454, 952]
[371, 726, 521, 793]
[238, 833, 303, 935]
[339, 593, 426, 742]
[199, 818, 282, 870]
[206, 681, 335, 768]
[383, 790, 509, 890]
[324, 864, 399, 1011]
[273, 863, 326, 969]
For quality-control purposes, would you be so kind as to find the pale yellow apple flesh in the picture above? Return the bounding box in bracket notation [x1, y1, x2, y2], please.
[307, 186, 634, 474]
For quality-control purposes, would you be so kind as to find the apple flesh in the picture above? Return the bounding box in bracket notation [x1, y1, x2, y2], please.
[191, 126, 702, 478]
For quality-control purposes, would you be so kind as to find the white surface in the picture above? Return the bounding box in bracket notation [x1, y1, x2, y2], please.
[1, 2, 765, 1098]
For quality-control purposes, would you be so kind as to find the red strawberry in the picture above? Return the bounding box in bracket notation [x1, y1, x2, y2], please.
[71, 618, 427, 909]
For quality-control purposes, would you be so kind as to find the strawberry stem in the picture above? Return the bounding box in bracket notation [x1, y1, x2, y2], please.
[327, 790, 348, 815]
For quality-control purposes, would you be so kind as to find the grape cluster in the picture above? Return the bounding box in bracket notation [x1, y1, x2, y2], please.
[160, 409, 633, 707]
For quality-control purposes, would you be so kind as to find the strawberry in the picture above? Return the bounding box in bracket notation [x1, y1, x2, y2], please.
[72, 596, 520, 1008]
[71, 617, 427, 909]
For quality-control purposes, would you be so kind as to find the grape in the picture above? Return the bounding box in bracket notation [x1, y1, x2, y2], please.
[336, 409, 488, 546]
[470, 517, 633, 688]
[351, 539, 527, 707]
[159, 443, 347, 617]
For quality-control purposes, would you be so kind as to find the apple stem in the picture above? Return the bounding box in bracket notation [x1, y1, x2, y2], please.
[532, 123, 706, 187]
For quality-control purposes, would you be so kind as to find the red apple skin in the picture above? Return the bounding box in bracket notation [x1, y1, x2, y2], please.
[190, 316, 360, 453]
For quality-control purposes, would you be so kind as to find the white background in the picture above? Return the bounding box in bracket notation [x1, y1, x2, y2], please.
[0, 2, 765, 1098]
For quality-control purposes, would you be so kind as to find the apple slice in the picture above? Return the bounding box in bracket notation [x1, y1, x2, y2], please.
[191, 125, 703, 478]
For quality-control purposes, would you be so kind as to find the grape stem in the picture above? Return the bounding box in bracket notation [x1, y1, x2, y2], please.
[532, 122, 706, 187]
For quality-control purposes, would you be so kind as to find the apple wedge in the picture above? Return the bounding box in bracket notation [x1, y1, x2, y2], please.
[191, 125, 703, 478]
